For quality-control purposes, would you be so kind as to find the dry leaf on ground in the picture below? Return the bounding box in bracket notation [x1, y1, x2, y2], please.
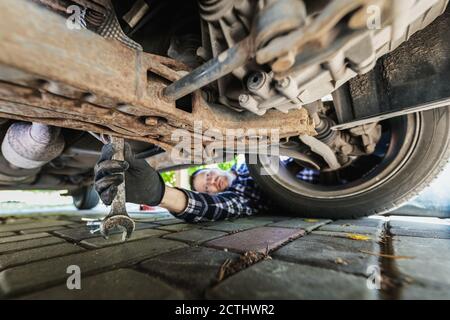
[346, 233, 371, 241]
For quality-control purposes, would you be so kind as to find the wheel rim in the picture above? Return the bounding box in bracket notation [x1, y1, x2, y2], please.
[257, 113, 422, 199]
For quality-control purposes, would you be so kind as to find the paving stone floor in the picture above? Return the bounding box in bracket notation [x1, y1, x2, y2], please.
[0, 212, 449, 299]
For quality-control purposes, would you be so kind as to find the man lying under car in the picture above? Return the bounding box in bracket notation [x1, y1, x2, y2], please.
[94, 143, 317, 222]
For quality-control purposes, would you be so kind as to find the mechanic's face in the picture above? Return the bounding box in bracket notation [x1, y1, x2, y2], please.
[192, 169, 234, 194]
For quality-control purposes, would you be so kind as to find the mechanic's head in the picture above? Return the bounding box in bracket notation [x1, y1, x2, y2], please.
[190, 168, 236, 194]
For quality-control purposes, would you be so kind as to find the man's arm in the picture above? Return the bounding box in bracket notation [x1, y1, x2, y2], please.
[161, 187, 255, 223]
[160, 187, 188, 214]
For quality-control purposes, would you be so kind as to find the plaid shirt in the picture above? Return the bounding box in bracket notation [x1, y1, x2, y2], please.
[176, 163, 270, 223]
[175, 162, 321, 223]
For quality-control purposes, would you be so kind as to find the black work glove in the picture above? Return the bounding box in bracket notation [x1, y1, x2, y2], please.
[94, 143, 165, 206]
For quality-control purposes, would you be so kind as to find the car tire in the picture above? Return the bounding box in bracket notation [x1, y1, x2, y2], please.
[72, 185, 100, 210]
[248, 108, 450, 219]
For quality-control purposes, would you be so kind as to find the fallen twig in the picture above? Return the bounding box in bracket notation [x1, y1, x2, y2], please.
[216, 250, 268, 283]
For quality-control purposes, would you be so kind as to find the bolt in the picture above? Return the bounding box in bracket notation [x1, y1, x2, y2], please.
[277, 77, 291, 89]
[144, 116, 159, 126]
[239, 94, 250, 105]
[238, 94, 263, 115]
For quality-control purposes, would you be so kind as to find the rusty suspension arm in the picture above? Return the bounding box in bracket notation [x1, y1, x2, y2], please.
[0, 0, 315, 157]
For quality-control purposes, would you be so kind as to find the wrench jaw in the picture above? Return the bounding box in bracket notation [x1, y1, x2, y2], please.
[100, 215, 136, 241]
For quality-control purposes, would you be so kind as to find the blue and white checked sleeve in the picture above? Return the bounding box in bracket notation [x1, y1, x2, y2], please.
[174, 188, 257, 223]
[172, 162, 318, 223]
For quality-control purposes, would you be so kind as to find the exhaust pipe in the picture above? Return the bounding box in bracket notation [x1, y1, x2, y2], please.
[2, 122, 65, 169]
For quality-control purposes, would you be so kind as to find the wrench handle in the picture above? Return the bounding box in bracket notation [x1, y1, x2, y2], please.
[110, 136, 127, 215]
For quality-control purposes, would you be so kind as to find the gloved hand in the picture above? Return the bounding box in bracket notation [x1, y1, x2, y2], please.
[94, 143, 165, 206]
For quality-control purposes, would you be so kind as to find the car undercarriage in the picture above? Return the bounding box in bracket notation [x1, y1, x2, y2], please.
[0, 0, 449, 218]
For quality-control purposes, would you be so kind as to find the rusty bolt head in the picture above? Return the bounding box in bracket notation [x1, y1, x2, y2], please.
[144, 116, 159, 126]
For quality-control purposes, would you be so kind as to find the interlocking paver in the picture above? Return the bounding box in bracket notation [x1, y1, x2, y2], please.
[205, 227, 305, 253]
[272, 233, 379, 275]
[334, 217, 387, 227]
[318, 217, 385, 235]
[156, 223, 200, 232]
[0, 220, 72, 233]
[53, 227, 99, 242]
[389, 219, 450, 239]
[65, 224, 86, 229]
[0, 232, 51, 244]
[318, 225, 379, 234]
[313, 230, 377, 240]
[400, 283, 450, 300]
[163, 229, 227, 244]
[1, 218, 35, 225]
[0, 212, 447, 300]
[53, 215, 87, 223]
[53, 222, 158, 242]
[151, 219, 184, 226]
[80, 228, 169, 248]
[0, 243, 85, 270]
[393, 236, 450, 288]
[140, 247, 239, 297]
[0, 232, 17, 238]
[0, 236, 64, 254]
[135, 222, 160, 229]
[238, 216, 287, 223]
[19, 226, 70, 234]
[268, 218, 332, 232]
[207, 259, 375, 299]
[203, 220, 269, 233]
[0, 238, 187, 297]
[21, 269, 185, 300]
